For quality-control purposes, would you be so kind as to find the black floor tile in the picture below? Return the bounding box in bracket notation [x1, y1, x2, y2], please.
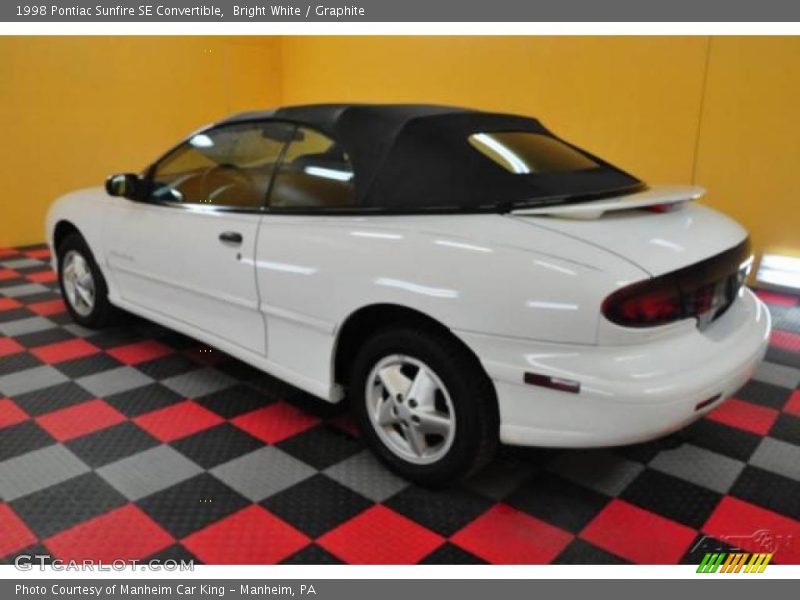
[194, 384, 276, 419]
[15, 328, 74, 349]
[385, 485, 495, 537]
[769, 413, 800, 446]
[276, 425, 363, 471]
[506, 472, 610, 534]
[280, 544, 343, 565]
[0, 352, 42, 376]
[554, 538, 629, 565]
[55, 354, 124, 379]
[104, 383, 184, 418]
[683, 418, 762, 462]
[10, 472, 127, 538]
[420, 542, 487, 564]
[620, 469, 721, 529]
[136, 474, 250, 539]
[766, 347, 800, 369]
[171, 423, 264, 470]
[730, 466, 800, 520]
[66, 422, 160, 469]
[0, 421, 56, 462]
[735, 380, 792, 410]
[262, 474, 372, 538]
[135, 354, 200, 381]
[12, 382, 94, 417]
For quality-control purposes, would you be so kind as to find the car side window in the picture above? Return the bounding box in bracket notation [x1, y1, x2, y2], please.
[268, 127, 356, 210]
[149, 121, 294, 209]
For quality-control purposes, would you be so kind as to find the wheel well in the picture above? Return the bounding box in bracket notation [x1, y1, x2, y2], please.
[333, 304, 488, 388]
[53, 220, 81, 255]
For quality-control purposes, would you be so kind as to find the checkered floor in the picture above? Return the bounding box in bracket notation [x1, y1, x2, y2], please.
[1, 243, 799, 565]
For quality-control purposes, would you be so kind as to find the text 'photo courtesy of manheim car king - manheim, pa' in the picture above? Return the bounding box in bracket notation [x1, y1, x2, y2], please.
[45, 103, 770, 486]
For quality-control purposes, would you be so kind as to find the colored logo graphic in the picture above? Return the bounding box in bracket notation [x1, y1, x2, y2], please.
[697, 552, 773, 573]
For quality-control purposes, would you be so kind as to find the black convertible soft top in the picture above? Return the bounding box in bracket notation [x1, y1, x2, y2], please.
[219, 104, 644, 212]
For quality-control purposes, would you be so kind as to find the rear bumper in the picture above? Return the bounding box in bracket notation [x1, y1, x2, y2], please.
[457, 288, 771, 448]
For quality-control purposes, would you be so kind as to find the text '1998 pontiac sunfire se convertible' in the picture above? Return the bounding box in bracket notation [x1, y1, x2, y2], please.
[46, 104, 771, 485]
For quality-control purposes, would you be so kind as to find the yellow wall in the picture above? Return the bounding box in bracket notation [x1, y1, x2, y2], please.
[0, 37, 282, 247]
[281, 37, 710, 186]
[281, 36, 799, 260]
[695, 37, 800, 259]
[2, 36, 798, 260]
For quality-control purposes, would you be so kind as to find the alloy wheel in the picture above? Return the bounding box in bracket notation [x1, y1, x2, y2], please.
[365, 354, 456, 465]
[62, 250, 96, 317]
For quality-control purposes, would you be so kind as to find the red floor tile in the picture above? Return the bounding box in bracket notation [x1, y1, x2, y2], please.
[107, 340, 173, 365]
[182, 505, 309, 564]
[0, 503, 37, 558]
[24, 248, 51, 259]
[755, 289, 798, 307]
[0, 268, 19, 281]
[0, 337, 24, 358]
[451, 503, 573, 564]
[231, 401, 320, 444]
[28, 299, 66, 316]
[0, 298, 22, 312]
[580, 499, 696, 564]
[0, 398, 28, 429]
[31, 338, 100, 364]
[706, 397, 780, 436]
[36, 399, 126, 442]
[45, 504, 173, 562]
[771, 329, 800, 353]
[318, 505, 443, 564]
[703, 497, 800, 564]
[27, 270, 57, 283]
[133, 400, 224, 442]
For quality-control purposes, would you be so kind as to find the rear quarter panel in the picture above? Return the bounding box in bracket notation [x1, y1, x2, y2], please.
[254, 213, 648, 391]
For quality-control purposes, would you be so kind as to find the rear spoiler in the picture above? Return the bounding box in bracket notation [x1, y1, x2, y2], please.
[510, 185, 705, 220]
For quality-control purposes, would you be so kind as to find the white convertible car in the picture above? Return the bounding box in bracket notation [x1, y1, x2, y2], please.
[46, 104, 771, 484]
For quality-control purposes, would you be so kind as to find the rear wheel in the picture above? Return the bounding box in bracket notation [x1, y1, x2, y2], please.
[57, 233, 116, 328]
[350, 326, 498, 486]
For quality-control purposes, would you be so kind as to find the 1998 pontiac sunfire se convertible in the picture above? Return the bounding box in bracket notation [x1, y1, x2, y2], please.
[46, 104, 771, 485]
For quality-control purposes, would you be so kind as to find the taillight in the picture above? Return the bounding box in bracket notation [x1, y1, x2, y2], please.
[602, 238, 752, 329]
[602, 276, 683, 327]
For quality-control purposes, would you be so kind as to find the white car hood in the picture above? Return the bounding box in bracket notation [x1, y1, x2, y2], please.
[508, 187, 749, 277]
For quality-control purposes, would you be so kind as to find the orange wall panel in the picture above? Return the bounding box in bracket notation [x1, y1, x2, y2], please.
[0, 36, 282, 246]
[695, 37, 800, 259]
[1, 36, 798, 261]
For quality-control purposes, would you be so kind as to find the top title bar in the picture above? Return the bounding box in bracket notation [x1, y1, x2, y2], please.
[4, 0, 800, 22]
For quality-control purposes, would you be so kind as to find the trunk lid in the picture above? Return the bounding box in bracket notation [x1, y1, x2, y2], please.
[508, 185, 749, 276]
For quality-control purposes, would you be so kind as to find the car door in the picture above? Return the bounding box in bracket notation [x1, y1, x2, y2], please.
[254, 125, 358, 385]
[104, 120, 294, 356]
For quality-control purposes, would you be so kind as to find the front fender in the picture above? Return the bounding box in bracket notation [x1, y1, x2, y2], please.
[45, 187, 114, 277]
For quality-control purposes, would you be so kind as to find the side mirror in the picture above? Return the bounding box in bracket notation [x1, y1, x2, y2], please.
[105, 173, 140, 200]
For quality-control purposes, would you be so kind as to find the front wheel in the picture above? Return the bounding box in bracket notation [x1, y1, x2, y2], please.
[57, 233, 117, 328]
[350, 326, 498, 486]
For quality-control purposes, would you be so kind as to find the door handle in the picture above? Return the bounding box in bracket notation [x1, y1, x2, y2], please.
[219, 231, 243, 245]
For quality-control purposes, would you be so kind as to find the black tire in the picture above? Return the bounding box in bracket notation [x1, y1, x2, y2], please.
[350, 326, 499, 486]
[57, 232, 117, 329]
